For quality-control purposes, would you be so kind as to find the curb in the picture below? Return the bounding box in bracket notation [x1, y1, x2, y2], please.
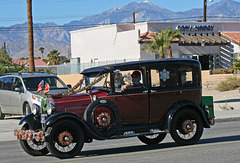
[215, 117, 240, 123]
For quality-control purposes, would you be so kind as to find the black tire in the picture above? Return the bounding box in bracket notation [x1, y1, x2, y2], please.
[83, 99, 121, 136]
[46, 120, 84, 159]
[138, 133, 167, 145]
[19, 124, 49, 156]
[0, 108, 5, 120]
[23, 103, 31, 115]
[170, 108, 203, 145]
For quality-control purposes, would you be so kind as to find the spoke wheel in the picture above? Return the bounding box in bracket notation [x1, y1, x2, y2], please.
[46, 120, 84, 159]
[19, 124, 49, 156]
[138, 133, 167, 145]
[84, 99, 120, 136]
[93, 106, 116, 132]
[170, 109, 203, 145]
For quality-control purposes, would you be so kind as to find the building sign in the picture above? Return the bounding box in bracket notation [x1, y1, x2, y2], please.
[176, 25, 214, 31]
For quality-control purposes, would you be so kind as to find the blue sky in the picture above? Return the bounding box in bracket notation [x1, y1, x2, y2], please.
[0, 0, 224, 27]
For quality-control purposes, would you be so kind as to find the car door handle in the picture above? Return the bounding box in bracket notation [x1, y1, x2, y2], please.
[177, 91, 184, 95]
[143, 90, 156, 93]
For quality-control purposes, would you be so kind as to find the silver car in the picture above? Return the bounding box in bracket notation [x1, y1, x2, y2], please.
[0, 72, 69, 119]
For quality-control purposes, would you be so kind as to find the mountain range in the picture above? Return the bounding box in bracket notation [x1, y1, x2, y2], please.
[1, 0, 240, 59]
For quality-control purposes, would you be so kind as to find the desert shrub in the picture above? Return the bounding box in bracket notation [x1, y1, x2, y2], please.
[216, 77, 240, 92]
[211, 68, 234, 74]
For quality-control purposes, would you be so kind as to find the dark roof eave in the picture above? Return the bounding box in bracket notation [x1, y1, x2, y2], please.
[178, 42, 231, 46]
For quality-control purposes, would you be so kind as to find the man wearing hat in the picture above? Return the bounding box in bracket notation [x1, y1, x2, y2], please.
[121, 70, 143, 91]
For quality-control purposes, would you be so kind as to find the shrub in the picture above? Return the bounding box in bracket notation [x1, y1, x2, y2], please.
[216, 77, 240, 92]
[211, 68, 234, 74]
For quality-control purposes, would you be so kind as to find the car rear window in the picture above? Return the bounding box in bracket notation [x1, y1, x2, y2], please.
[150, 65, 178, 89]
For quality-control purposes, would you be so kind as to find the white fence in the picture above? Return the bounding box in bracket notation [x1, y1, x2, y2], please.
[57, 58, 139, 75]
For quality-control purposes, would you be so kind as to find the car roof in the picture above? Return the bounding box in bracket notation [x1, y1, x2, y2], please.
[0, 72, 55, 78]
[81, 58, 201, 75]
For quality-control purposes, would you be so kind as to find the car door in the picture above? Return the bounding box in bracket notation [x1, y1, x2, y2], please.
[148, 63, 182, 123]
[148, 63, 202, 123]
[0, 77, 5, 111]
[112, 69, 149, 124]
[10, 77, 23, 114]
[0, 77, 14, 114]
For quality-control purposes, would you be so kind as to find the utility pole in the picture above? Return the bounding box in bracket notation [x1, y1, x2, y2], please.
[132, 11, 138, 24]
[203, 0, 213, 22]
[27, 0, 35, 72]
[203, 0, 207, 22]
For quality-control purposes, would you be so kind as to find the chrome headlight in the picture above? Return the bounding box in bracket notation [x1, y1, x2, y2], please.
[46, 102, 55, 115]
[92, 95, 98, 101]
[32, 103, 40, 115]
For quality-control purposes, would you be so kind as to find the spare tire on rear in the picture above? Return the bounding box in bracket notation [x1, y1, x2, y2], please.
[83, 99, 121, 137]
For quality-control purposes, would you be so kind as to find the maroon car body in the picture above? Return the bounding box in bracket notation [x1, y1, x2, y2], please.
[17, 59, 214, 159]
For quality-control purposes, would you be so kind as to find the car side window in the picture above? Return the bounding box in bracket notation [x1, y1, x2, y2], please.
[2, 77, 14, 90]
[0, 77, 4, 89]
[114, 69, 144, 93]
[180, 66, 194, 87]
[150, 65, 178, 89]
[13, 78, 23, 92]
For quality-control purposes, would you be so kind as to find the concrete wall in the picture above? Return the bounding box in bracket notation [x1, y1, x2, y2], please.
[58, 72, 239, 87]
[58, 74, 83, 86]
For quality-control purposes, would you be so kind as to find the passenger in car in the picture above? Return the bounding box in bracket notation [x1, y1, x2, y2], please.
[121, 70, 143, 91]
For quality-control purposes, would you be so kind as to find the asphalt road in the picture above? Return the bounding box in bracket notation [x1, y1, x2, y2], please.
[0, 120, 239, 163]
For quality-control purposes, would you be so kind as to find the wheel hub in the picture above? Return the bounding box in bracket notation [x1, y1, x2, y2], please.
[96, 112, 111, 127]
[58, 131, 73, 146]
[182, 120, 194, 134]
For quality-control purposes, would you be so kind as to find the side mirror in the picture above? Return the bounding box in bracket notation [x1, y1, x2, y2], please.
[14, 87, 22, 92]
[67, 84, 72, 89]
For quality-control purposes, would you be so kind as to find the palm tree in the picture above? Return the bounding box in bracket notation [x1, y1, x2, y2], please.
[27, 0, 35, 72]
[142, 32, 166, 59]
[142, 28, 181, 59]
[47, 50, 61, 65]
[164, 28, 182, 58]
[39, 47, 45, 58]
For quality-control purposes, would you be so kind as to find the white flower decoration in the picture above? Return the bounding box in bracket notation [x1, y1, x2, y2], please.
[160, 69, 170, 82]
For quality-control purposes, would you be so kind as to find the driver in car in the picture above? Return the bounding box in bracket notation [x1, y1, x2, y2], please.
[121, 70, 143, 91]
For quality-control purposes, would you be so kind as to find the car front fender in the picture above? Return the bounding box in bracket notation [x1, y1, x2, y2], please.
[44, 112, 106, 140]
[19, 113, 39, 130]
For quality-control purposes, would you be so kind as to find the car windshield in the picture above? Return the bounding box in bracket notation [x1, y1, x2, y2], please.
[85, 73, 110, 91]
[23, 76, 68, 91]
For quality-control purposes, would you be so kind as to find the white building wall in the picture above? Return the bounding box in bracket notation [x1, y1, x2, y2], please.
[232, 42, 240, 54]
[70, 24, 141, 63]
[70, 22, 240, 69]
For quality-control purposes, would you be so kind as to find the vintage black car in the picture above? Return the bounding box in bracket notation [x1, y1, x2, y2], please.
[15, 59, 214, 159]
